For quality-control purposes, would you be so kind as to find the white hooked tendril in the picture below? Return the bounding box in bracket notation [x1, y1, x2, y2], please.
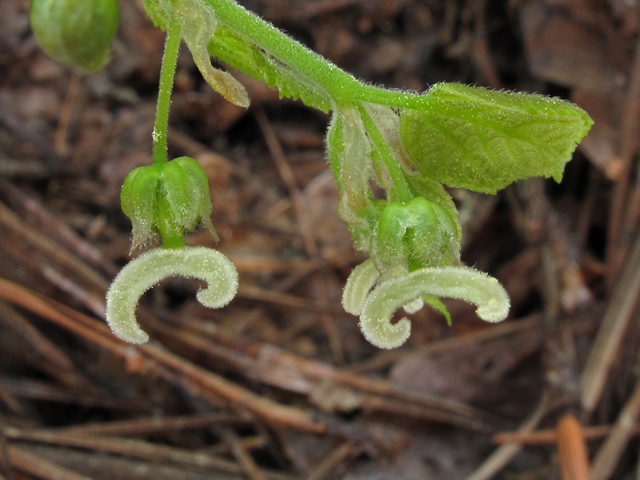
[358, 266, 510, 349]
[106, 246, 238, 344]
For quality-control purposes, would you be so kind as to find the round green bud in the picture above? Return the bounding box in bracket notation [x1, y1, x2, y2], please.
[121, 157, 217, 250]
[30, 0, 120, 72]
[372, 197, 460, 275]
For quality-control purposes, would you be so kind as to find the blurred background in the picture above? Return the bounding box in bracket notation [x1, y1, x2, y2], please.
[0, 0, 638, 479]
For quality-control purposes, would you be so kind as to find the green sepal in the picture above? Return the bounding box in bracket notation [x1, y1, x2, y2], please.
[405, 174, 462, 250]
[400, 83, 594, 193]
[30, 0, 120, 72]
[172, 156, 216, 237]
[121, 164, 162, 248]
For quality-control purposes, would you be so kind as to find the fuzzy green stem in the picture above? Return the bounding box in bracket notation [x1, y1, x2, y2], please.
[161, 231, 186, 249]
[357, 104, 413, 204]
[201, 0, 440, 110]
[153, 16, 182, 164]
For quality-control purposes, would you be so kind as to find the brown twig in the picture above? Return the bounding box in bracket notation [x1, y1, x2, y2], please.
[237, 284, 343, 314]
[591, 377, 640, 480]
[221, 429, 267, 480]
[17, 443, 249, 480]
[0, 179, 118, 278]
[556, 414, 590, 480]
[8, 445, 90, 480]
[306, 442, 355, 480]
[471, 0, 502, 90]
[55, 413, 250, 437]
[0, 377, 148, 411]
[7, 428, 295, 480]
[493, 424, 640, 445]
[581, 230, 640, 414]
[0, 410, 13, 480]
[348, 314, 544, 374]
[54, 71, 81, 157]
[0, 279, 395, 446]
[464, 391, 549, 480]
[0, 301, 75, 372]
[0, 200, 110, 292]
[607, 35, 640, 287]
[254, 108, 344, 364]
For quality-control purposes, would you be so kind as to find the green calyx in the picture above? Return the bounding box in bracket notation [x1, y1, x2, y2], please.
[30, 0, 120, 72]
[121, 156, 217, 250]
[373, 197, 460, 276]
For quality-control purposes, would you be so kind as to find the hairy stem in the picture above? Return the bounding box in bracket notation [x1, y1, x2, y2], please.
[357, 104, 413, 203]
[153, 16, 182, 164]
[201, 0, 443, 110]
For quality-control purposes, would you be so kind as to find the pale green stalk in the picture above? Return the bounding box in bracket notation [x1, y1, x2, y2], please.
[153, 15, 182, 164]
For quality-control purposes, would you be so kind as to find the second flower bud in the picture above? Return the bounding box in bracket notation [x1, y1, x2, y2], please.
[121, 156, 217, 250]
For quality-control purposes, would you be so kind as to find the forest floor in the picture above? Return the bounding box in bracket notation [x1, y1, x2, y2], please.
[0, 0, 639, 479]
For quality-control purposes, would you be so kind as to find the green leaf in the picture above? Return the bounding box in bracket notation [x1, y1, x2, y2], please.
[208, 23, 333, 112]
[400, 83, 593, 194]
[142, 0, 172, 29]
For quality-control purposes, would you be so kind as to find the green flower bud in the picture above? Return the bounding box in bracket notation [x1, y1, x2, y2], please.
[30, 0, 120, 72]
[372, 197, 460, 276]
[121, 157, 217, 250]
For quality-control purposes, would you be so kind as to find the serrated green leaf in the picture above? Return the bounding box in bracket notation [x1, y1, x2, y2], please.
[400, 83, 593, 194]
[142, 0, 171, 29]
[208, 23, 333, 112]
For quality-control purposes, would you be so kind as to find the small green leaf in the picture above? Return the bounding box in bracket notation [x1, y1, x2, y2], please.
[142, 0, 172, 29]
[423, 296, 452, 326]
[400, 83, 593, 193]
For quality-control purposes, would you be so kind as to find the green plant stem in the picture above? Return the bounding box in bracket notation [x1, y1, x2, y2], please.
[152, 16, 182, 164]
[202, 0, 436, 110]
[357, 104, 413, 203]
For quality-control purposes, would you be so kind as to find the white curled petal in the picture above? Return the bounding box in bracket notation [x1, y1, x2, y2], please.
[342, 259, 380, 315]
[106, 246, 238, 344]
[402, 297, 424, 314]
[359, 266, 510, 349]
